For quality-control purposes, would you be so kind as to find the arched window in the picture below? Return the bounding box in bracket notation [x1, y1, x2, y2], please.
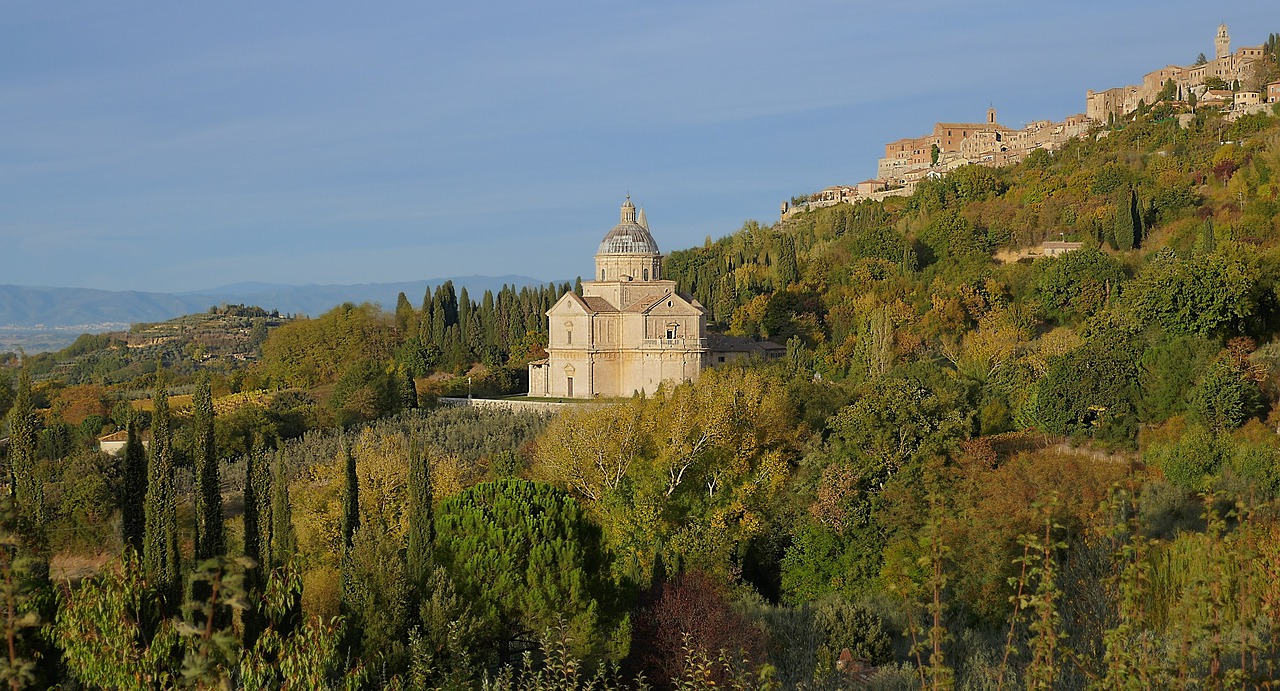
[643, 268, 649, 281]
[601, 269, 606, 281]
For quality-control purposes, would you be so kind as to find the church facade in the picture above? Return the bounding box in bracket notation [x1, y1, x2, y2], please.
[528, 198, 713, 399]
[529, 198, 785, 398]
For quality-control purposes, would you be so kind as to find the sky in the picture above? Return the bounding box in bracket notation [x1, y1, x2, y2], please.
[1, 1, 1275, 293]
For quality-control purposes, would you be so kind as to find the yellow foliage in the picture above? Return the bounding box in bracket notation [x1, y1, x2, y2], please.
[301, 567, 341, 620]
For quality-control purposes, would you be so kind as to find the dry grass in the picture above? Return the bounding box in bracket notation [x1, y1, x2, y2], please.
[50, 551, 113, 585]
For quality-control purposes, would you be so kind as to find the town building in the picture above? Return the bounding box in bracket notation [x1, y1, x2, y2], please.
[1086, 25, 1270, 122]
[874, 108, 1088, 182]
[528, 199, 781, 399]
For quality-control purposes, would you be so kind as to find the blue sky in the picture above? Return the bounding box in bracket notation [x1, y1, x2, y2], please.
[1, 1, 1275, 292]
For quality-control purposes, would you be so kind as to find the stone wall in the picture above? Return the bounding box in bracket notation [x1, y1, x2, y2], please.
[439, 397, 567, 412]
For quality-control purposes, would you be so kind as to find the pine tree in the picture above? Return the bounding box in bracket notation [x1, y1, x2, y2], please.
[268, 452, 295, 570]
[192, 374, 224, 561]
[5, 360, 41, 532]
[406, 439, 434, 588]
[142, 385, 179, 606]
[120, 415, 147, 555]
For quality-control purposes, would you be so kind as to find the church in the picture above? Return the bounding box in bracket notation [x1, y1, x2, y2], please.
[528, 198, 781, 399]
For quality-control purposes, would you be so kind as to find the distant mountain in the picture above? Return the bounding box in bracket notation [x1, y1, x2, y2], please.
[0, 285, 206, 328]
[177, 275, 550, 318]
[0, 275, 550, 331]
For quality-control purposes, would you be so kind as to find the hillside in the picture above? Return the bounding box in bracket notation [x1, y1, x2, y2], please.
[5, 77, 1280, 691]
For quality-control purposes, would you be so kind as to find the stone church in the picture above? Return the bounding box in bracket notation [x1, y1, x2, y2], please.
[528, 198, 781, 398]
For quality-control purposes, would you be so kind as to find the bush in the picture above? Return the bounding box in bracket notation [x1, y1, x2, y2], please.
[813, 596, 892, 666]
[1145, 426, 1223, 492]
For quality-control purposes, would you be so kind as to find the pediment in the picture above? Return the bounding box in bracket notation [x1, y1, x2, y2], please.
[640, 292, 707, 316]
[546, 291, 592, 317]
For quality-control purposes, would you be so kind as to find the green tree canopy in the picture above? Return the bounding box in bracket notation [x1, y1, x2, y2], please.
[434, 479, 615, 661]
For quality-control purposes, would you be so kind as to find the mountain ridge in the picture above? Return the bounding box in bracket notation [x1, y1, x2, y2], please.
[0, 274, 551, 331]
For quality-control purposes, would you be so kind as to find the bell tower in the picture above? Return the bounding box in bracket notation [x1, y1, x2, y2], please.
[1215, 24, 1230, 60]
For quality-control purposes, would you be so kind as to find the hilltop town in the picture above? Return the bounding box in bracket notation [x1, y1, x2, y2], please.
[783, 24, 1280, 220]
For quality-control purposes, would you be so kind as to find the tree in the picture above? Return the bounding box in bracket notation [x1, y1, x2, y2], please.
[142, 385, 180, 607]
[406, 439, 434, 589]
[1125, 251, 1258, 337]
[1200, 218, 1216, 254]
[1195, 52, 1208, 66]
[268, 452, 295, 570]
[121, 414, 147, 555]
[775, 235, 800, 287]
[1031, 248, 1125, 324]
[0, 498, 43, 690]
[5, 361, 41, 533]
[243, 435, 269, 568]
[1115, 188, 1137, 251]
[434, 479, 614, 661]
[930, 143, 940, 167]
[340, 441, 359, 556]
[1138, 335, 1217, 422]
[192, 374, 224, 561]
[394, 291, 416, 337]
[827, 375, 970, 481]
[632, 570, 767, 686]
[1035, 333, 1140, 446]
[399, 367, 418, 410]
[330, 359, 402, 424]
[1188, 355, 1263, 431]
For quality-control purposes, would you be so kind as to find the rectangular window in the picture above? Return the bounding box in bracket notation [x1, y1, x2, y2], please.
[566, 377, 574, 397]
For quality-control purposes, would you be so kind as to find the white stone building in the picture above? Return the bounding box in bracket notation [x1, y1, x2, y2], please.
[528, 198, 782, 398]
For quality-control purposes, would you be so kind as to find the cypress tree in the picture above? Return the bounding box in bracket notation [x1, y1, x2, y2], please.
[394, 291, 416, 337]
[268, 452, 295, 569]
[439, 280, 459, 328]
[1115, 190, 1136, 251]
[120, 414, 147, 555]
[192, 374, 224, 561]
[400, 367, 418, 410]
[6, 360, 41, 532]
[1202, 218, 1217, 253]
[339, 440, 359, 620]
[142, 385, 179, 606]
[1134, 191, 1146, 248]
[340, 442, 359, 554]
[406, 439, 434, 588]
[775, 235, 800, 286]
[243, 434, 269, 566]
[251, 439, 272, 567]
[458, 287, 472, 347]
[431, 305, 447, 345]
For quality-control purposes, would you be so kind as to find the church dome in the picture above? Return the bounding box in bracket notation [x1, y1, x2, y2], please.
[598, 197, 659, 255]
